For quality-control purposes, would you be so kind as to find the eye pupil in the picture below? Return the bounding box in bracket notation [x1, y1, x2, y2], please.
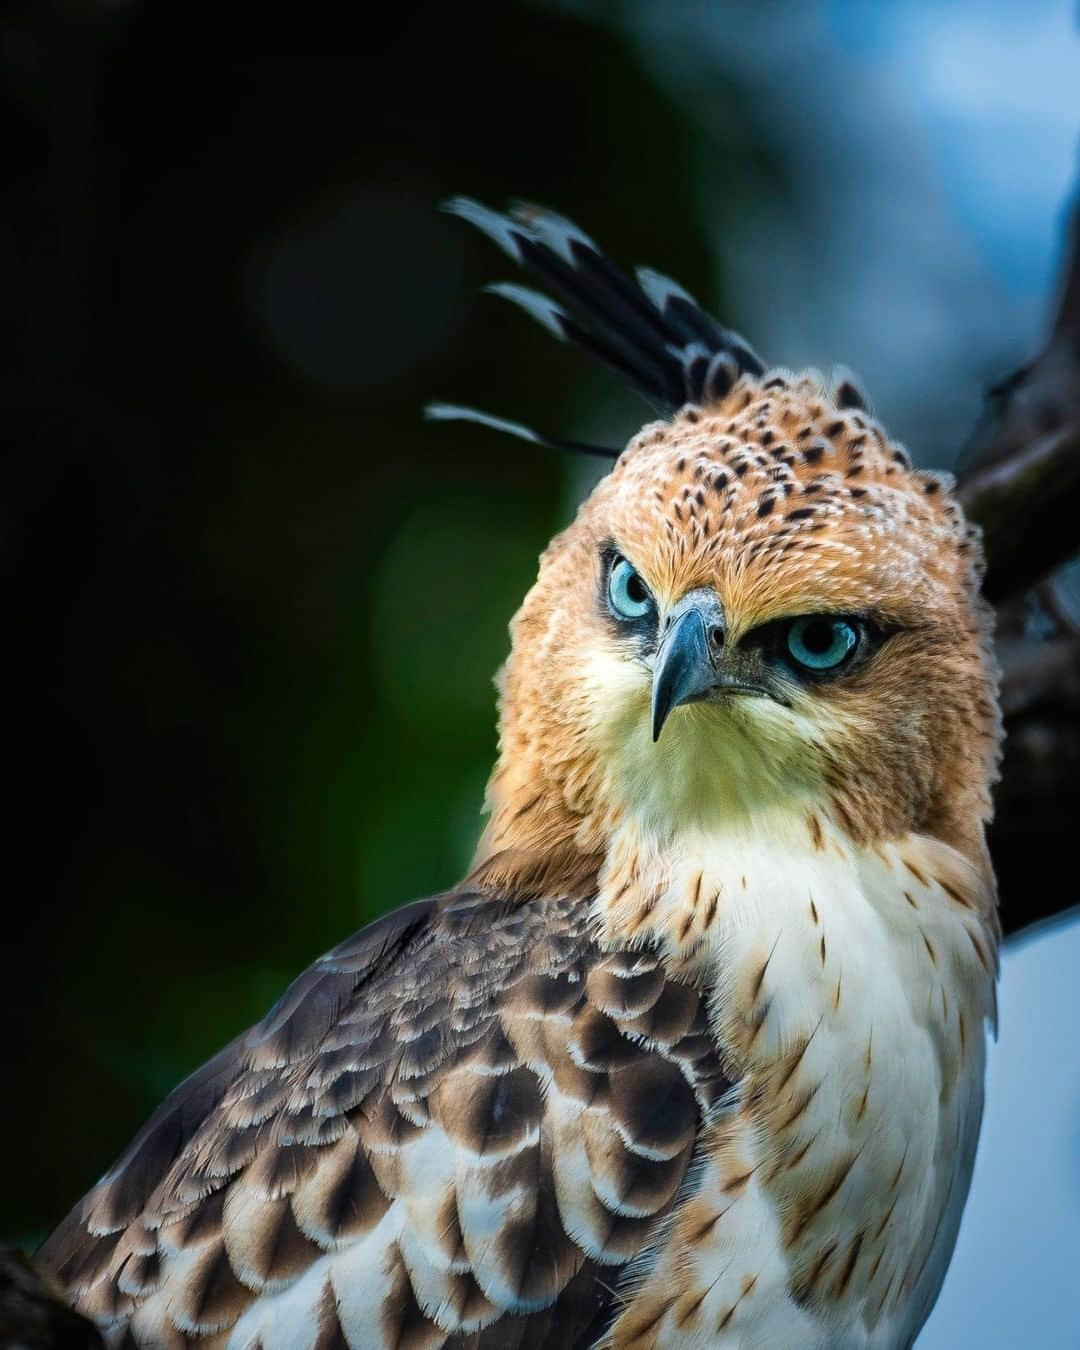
[802, 621, 834, 654]
[627, 574, 647, 604]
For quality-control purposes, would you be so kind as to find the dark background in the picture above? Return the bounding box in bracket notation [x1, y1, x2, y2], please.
[5, 5, 1079, 1336]
[6, 0, 740, 1243]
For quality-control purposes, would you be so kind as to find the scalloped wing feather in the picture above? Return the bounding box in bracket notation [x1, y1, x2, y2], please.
[40, 882, 731, 1348]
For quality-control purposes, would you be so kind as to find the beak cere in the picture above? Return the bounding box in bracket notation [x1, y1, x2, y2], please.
[650, 589, 775, 742]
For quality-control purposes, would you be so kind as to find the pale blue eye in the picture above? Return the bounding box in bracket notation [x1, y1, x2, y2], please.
[608, 557, 652, 619]
[786, 616, 859, 671]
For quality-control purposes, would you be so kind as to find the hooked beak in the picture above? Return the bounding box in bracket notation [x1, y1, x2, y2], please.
[650, 590, 775, 742]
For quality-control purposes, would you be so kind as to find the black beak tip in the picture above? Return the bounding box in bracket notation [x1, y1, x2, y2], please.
[650, 685, 675, 742]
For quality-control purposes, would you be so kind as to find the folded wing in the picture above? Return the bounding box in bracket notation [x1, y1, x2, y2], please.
[40, 875, 732, 1349]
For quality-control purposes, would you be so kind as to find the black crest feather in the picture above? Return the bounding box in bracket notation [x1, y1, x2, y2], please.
[427, 198, 765, 457]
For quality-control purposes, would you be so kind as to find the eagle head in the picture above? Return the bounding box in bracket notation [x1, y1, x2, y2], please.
[433, 203, 1000, 880]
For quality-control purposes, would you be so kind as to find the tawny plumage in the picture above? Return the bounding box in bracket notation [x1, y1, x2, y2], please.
[40, 201, 1001, 1349]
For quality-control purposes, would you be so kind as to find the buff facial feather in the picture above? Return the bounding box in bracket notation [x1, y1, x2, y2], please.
[483, 377, 999, 889]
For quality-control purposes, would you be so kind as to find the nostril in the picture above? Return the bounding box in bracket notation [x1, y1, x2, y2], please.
[710, 626, 725, 648]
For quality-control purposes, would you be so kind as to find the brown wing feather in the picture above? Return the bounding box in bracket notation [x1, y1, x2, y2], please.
[39, 871, 732, 1348]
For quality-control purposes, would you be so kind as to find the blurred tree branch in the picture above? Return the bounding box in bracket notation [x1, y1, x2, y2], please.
[958, 185, 1080, 941]
[962, 423, 1080, 604]
[0, 1248, 102, 1349]
[959, 181, 1080, 604]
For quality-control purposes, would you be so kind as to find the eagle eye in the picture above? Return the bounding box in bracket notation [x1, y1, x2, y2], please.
[785, 616, 860, 672]
[608, 556, 653, 620]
